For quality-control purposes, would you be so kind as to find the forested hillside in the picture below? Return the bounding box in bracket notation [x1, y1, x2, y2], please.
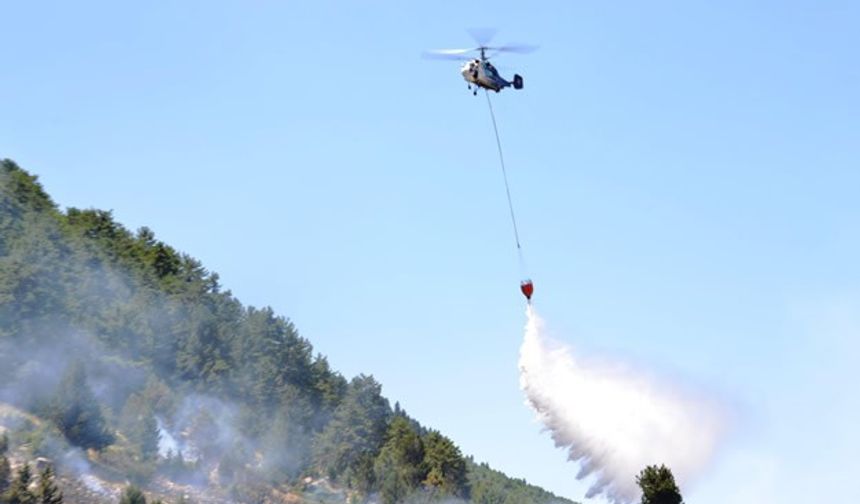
[0, 160, 576, 504]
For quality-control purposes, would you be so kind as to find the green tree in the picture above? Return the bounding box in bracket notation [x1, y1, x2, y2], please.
[0, 455, 11, 495]
[138, 411, 161, 461]
[36, 465, 63, 504]
[0, 434, 10, 495]
[6, 463, 36, 504]
[422, 431, 469, 498]
[309, 355, 347, 429]
[217, 441, 250, 484]
[261, 389, 313, 481]
[636, 464, 683, 504]
[374, 416, 425, 504]
[49, 361, 114, 449]
[151, 243, 180, 279]
[120, 394, 161, 461]
[312, 374, 390, 486]
[119, 485, 147, 504]
[346, 454, 376, 495]
[174, 301, 232, 390]
[0, 206, 70, 342]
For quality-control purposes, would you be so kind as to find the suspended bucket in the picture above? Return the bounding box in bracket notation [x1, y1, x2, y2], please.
[520, 279, 534, 301]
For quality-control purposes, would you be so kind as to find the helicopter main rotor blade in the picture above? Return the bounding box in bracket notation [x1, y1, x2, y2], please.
[422, 48, 477, 60]
[422, 38, 536, 61]
[488, 44, 539, 54]
[467, 27, 498, 47]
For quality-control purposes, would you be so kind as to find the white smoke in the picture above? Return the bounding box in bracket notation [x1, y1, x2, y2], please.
[519, 306, 725, 503]
[156, 416, 180, 458]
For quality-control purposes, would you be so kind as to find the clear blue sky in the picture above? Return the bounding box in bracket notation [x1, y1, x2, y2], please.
[3, 1, 858, 502]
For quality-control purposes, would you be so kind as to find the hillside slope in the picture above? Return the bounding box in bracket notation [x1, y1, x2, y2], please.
[0, 159, 576, 504]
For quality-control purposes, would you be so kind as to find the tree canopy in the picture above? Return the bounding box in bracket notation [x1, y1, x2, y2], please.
[637, 464, 683, 504]
[49, 361, 114, 450]
[0, 159, 578, 504]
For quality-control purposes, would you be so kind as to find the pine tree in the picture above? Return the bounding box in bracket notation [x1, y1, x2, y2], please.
[422, 431, 469, 498]
[636, 464, 683, 504]
[50, 361, 114, 449]
[36, 465, 62, 504]
[0, 455, 11, 495]
[138, 412, 161, 461]
[119, 485, 147, 504]
[261, 392, 313, 480]
[312, 375, 390, 483]
[0, 433, 10, 495]
[374, 416, 425, 504]
[6, 463, 36, 504]
[120, 394, 161, 461]
[151, 243, 180, 278]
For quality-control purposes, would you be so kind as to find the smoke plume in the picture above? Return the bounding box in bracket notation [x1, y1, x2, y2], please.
[519, 307, 724, 503]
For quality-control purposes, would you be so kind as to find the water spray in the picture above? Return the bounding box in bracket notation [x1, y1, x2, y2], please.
[518, 307, 725, 502]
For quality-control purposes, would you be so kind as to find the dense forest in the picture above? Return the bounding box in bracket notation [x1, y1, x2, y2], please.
[0, 159, 577, 504]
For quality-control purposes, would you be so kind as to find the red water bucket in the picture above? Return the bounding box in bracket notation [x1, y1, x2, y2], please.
[520, 279, 534, 300]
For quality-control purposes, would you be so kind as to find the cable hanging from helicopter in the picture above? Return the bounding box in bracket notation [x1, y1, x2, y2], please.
[424, 30, 537, 303]
[485, 86, 534, 303]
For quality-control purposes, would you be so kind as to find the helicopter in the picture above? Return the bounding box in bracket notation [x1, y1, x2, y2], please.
[424, 30, 536, 95]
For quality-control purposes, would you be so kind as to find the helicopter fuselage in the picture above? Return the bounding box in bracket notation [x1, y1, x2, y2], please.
[461, 59, 523, 93]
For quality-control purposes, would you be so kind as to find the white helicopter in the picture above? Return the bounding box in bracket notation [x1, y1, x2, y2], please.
[424, 30, 536, 95]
